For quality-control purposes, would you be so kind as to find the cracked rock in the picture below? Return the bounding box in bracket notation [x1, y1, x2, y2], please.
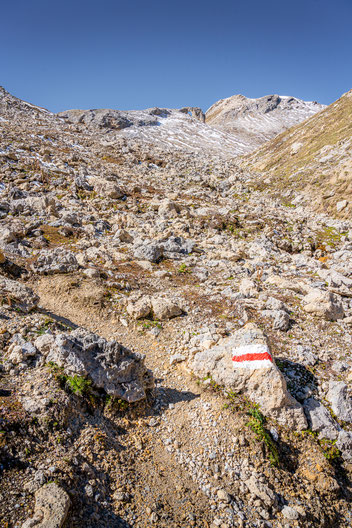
[46, 328, 153, 401]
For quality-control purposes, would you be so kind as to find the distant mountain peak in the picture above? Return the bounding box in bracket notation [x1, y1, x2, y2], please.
[205, 93, 325, 151]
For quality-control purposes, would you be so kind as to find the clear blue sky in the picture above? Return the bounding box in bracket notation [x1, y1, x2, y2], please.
[1, 0, 351, 112]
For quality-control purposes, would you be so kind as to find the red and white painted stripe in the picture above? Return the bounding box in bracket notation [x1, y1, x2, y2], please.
[232, 344, 273, 370]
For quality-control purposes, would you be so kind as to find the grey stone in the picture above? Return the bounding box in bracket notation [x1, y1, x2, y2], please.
[162, 236, 195, 257]
[32, 248, 79, 274]
[0, 276, 39, 313]
[188, 323, 307, 430]
[303, 289, 344, 321]
[326, 381, 352, 423]
[217, 489, 231, 503]
[170, 354, 186, 365]
[127, 297, 152, 319]
[244, 475, 278, 508]
[74, 175, 93, 191]
[93, 179, 125, 199]
[133, 241, 164, 263]
[336, 430, 352, 462]
[272, 309, 290, 331]
[151, 297, 183, 320]
[303, 398, 340, 440]
[46, 328, 153, 402]
[266, 297, 288, 312]
[281, 506, 299, 520]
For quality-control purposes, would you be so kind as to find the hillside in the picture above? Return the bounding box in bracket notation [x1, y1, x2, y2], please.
[205, 94, 325, 151]
[244, 90, 352, 217]
[1, 86, 352, 528]
[58, 106, 253, 157]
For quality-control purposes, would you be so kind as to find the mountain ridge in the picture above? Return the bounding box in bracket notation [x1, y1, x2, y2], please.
[205, 93, 325, 151]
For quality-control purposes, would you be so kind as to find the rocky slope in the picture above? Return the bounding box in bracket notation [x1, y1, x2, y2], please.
[242, 89, 352, 218]
[58, 105, 252, 157]
[1, 85, 352, 528]
[206, 94, 325, 152]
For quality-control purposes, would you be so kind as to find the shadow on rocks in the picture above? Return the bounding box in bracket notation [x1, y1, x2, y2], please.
[38, 308, 80, 330]
[151, 380, 200, 416]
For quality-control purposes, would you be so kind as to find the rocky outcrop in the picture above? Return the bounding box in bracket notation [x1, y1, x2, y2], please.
[179, 107, 205, 123]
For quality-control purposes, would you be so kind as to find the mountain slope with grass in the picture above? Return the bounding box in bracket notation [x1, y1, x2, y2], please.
[243, 89, 352, 217]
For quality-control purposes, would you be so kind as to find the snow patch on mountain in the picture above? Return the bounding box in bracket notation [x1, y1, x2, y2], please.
[206, 94, 325, 151]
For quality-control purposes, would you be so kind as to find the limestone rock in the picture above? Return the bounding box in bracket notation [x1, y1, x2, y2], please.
[0, 276, 39, 313]
[158, 199, 180, 217]
[151, 297, 183, 320]
[127, 297, 152, 319]
[133, 241, 164, 263]
[34, 334, 55, 355]
[336, 430, 352, 462]
[21, 482, 70, 528]
[46, 328, 152, 402]
[93, 179, 125, 199]
[303, 398, 340, 440]
[188, 323, 307, 429]
[326, 381, 352, 423]
[281, 506, 299, 520]
[244, 474, 278, 508]
[303, 289, 344, 320]
[32, 248, 79, 274]
[272, 309, 290, 331]
[113, 228, 133, 243]
[7, 336, 37, 364]
[239, 278, 258, 298]
[162, 236, 194, 257]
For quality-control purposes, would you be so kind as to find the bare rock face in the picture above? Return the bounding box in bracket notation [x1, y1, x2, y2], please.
[21, 482, 70, 528]
[0, 276, 39, 313]
[179, 107, 205, 123]
[46, 328, 152, 402]
[58, 108, 134, 130]
[188, 323, 307, 430]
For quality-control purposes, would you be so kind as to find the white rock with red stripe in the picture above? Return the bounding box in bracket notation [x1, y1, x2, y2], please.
[188, 323, 307, 430]
[232, 343, 273, 369]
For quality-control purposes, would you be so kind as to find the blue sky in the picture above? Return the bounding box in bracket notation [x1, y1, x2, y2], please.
[1, 0, 351, 112]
